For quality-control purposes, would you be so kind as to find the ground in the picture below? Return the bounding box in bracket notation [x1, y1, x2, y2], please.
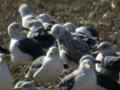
[0, 0, 120, 85]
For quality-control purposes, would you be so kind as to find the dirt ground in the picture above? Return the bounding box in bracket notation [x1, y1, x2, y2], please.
[0, 0, 120, 85]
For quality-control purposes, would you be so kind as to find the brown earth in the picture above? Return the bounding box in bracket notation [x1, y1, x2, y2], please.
[0, 0, 120, 85]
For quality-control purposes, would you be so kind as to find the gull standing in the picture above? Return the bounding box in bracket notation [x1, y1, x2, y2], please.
[57, 55, 106, 90]
[33, 46, 64, 84]
[8, 22, 45, 65]
[95, 41, 117, 73]
[50, 24, 90, 65]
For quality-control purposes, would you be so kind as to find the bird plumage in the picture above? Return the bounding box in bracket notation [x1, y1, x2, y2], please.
[33, 46, 64, 84]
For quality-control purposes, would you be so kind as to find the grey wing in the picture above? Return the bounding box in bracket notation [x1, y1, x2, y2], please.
[57, 74, 75, 90]
[31, 56, 45, 68]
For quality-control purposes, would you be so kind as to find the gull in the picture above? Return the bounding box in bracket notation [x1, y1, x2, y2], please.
[96, 42, 120, 82]
[95, 41, 118, 73]
[97, 56, 120, 90]
[23, 18, 55, 50]
[18, 4, 48, 39]
[23, 13, 55, 49]
[98, 56, 120, 81]
[0, 53, 13, 90]
[25, 19, 55, 49]
[75, 26, 99, 49]
[18, 4, 49, 43]
[18, 3, 37, 29]
[57, 55, 105, 90]
[50, 24, 90, 65]
[33, 46, 64, 84]
[8, 22, 45, 65]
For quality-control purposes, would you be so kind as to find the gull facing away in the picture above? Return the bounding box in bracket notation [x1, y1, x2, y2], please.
[33, 46, 64, 84]
[50, 24, 90, 64]
[57, 55, 106, 90]
[8, 22, 45, 65]
[96, 56, 120, 90]
[0, 53, 13, 90]
[18, 3, 37, 29]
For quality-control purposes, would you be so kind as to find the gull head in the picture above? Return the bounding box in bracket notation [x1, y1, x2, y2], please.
[97, 41, 113, 52]
[18, 3, 32, 17]
[8, 22, 22, 38]
[75, 26, 97, 40]
[79, 55, 98, 70]
[50, 24, 66, 39]
[36, 13, 55, 24]
[46, 46, 59, 57]
[63, 22, 76, 33]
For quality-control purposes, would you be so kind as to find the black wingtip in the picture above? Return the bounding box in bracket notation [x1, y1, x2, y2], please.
[0, 46, 10, 54]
